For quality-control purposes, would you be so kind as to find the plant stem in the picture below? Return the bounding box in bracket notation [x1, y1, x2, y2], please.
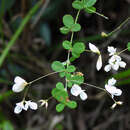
[65, 10, 81, 90]
[107, 17, 130, 37]
[117, 47, 130, 55]
[28, 71, 58, 85]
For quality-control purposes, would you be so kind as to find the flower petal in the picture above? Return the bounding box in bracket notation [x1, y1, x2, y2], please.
[28, 101, 38, 110]
[119, 61, 126, 68]
[12, 83, 26, 93]
[104, 64, 111, 72]
[14, 105, 22, 114]
[96, 55, 102, 71]
[108, 78, 116, 86]
[105, 84, 117, 95]
[79, 91, 88, 101]
[112, 62, 119, 71]
[113, 89, 122, 96]
[14, 76, 26, 84]
[71, 84, 82, 96]
[107, 46, 116, 56]
[89, 43, 100, 53]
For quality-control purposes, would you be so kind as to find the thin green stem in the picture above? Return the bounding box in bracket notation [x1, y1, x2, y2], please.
[82, 82, 105, 91]
[0, 0, 43, 67]
[107, 17, 130, 37]
[66, 10, 81, 90]
[28, 71, 58, 85]
[23, 85, 30, 101]
[117, 47, 130, 55]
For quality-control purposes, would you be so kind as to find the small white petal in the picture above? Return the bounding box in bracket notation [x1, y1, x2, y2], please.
[113, 89, 122, 96]
[12, 83, 26, 93]
[108, 78, 116, 86]
[28, 101, 38, 110]
[71, 84, 82, 96]
[104, 64, 111, 72]
[114, 55, 121, 61]
[79, 91, 88, 101]
[89, 43, 100, 53]
[14, 105, 22, 114]
[112, 62, 119, 71]
[96, 55, 102, 71]
[119, 61, 126, 68]
[109, 56, 116, 64]
[14, 76, 27, 84]
[16, 101, 28, 111]
[107, 46, 116, 56]
[105, 84, 117, 95]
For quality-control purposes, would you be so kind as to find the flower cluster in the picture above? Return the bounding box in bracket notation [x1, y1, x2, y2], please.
[12, 77, 38, 114]
[14, 100, 38, 114]
[105, 78, 122, 98]
[70, 84, 87, 101]
[104, 46, 126, 72]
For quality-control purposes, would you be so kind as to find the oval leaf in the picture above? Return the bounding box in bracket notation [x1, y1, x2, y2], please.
[51, 61, 65, 72]
[63, 15, 74, 28]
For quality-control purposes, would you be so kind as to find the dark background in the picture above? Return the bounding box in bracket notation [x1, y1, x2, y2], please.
[0, 0, 130, 129]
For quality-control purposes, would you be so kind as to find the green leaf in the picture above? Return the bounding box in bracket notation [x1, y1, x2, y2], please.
[66, 101, 77, 109]
[63, 15, 74, 28]
[66, 65, 76, 72]
[72, 42, 85, 54]
[2, 121, 14, 130]
[67, 75, 84, 85]
[51, 61, 65, 72]
[56, 82, 64, 90]
[84, 0, 97, 7]
[60, 26, 70, 34]
[59, 72, 65, 78]
[52, 88, 69, 104]
[62, 40, 72, 50]
[71, 23, 81, 32]
[72, 1, 84, 10]
[85, 6, 96, 14]
[56, 103, 65, 112]
[67, 81, 73, 88]
[127, 42, 130, 51]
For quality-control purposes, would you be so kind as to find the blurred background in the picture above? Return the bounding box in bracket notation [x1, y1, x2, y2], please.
[0, 0, 130, 130]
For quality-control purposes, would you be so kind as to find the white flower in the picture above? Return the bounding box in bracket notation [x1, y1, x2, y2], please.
[12, 76, 28, 93]
[108, 46, 117, 56]
[39, 99, 48, 109]
[14, 100, 38, 114]
[89, 43, 102, 71]
[105, 78, 122, 98]
[104, 55, 126, 72]
[70, 84, 87, 101]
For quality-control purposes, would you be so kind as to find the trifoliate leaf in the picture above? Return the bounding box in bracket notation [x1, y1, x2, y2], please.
[60, 26, 70, 34]
[71, 23, 81, 32]
[72, 1, 84, 10]
[66, 65, 76, 72]
[127, 42, 130, 51]
[84, 6, 96, 14]
[51, 61, 65, 72]
[63, 15, 74, 28]
[56, 103, 65, 112]
[56, 82, 64, 90]
[62, 40, 72, 50]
